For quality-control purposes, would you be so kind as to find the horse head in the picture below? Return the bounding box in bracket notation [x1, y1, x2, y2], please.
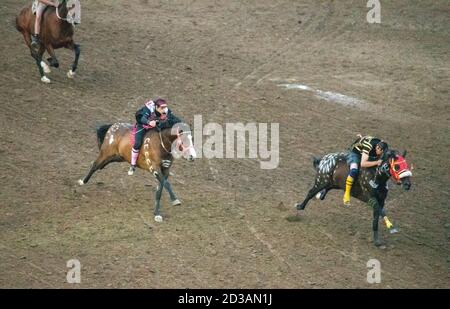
[56, 0, 81, 25]
[382, 150, 412, 190]
[170, 123, 197, 162]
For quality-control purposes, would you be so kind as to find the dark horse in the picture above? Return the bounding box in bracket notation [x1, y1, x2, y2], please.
[15, 0, 81, 83]
[78, 122, 197, 222]
[295, 150, 412, 246]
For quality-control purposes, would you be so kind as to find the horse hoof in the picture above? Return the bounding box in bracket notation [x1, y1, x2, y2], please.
[41, 76, 51, 84]
[389, 227, 399, 234]
[40, 61, 51, 74]
[78, 179, 84, 186]
[154, 215, 163, 222]
[172, 199, 181, 206]
[295, 203, 304, 211]
[67, 70, 76, 78]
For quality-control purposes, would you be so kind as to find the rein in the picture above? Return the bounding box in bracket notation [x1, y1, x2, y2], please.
[159, 130, 193, 154]
[55, 0, 79, 25]
[55, 2, 68, 21]
[159, 130, 171, 153]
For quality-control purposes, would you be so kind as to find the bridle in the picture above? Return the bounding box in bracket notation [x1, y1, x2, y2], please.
[159, 129, 194, 156]
[388, 156, 412, 184]
[55, 0, 79, 26]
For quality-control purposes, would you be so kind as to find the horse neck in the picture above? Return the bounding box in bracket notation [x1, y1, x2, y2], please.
[58, 1, 68, 17]
[160, 129, 178, 151]
[55, 1, 71, 28]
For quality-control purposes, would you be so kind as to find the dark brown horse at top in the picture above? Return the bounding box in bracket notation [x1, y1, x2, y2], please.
[15, 0, 81, 83]
[78, 122, 197, 222]
[295, 150, 412, 246]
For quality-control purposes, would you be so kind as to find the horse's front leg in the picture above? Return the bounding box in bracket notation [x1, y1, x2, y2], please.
[380, 208, 398, 234]
[368, 197, 382, 246]
[164, 180, 181, 206]
[32, 45, 50, 83]
[153, 171, 166, 222]
[45, 45, 59, 69]
[67, 43, 80, 78]
[376, 187, 398, 234]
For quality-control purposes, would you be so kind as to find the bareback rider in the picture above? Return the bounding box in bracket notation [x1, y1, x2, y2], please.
[31, 0, 59, 48]
[128, 98, 181, 176]
[343, 135, 389, 205]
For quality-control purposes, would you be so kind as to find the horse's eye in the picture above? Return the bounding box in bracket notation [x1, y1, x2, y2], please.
[394, 164, 400, 171]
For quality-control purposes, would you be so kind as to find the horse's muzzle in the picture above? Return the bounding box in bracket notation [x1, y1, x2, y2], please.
[401, 177, 411, 191]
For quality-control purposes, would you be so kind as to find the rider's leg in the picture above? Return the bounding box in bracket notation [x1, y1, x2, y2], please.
[128, 125, 146, 175]
[32, 3, 46, 47]
[343, 152, 360, 205]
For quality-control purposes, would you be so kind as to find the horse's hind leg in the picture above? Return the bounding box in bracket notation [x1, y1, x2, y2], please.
[79, 160, 99, 185]
[316, 188, 331, 200]
[296, 183, 330, 210]
[67, 42, 80, 78]
[79, 153, 122, 185]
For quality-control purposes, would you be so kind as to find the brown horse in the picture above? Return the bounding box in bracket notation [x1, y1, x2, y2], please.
[15, 0, 81, 83]
[295, 150, 412, 246]
[78, 122, 197, 222]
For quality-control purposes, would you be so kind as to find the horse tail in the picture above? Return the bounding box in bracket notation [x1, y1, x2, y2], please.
[15, 13, 23, 32]
[96, 124, 112, 149]
[312, 157, 321, 170]
[15, 6, 29, 32]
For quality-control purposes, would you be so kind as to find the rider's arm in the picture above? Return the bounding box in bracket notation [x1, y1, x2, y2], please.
[167, 112, 182, 126]
[360, 153, 381, 168]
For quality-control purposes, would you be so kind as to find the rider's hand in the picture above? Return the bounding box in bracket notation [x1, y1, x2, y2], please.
[376, 160, 383, 166]
[148, 120, 157, 127]
[53, 1, 59, 7]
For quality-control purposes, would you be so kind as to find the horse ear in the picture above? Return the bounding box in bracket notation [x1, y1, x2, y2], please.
[402, 150, 407, 158]
[386, 150, 395, 160]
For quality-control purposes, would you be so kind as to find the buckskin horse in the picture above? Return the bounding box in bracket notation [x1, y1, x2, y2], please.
[15, 0, 81, 83]
[295, 150, 412, 246]
[78, 121, 196, 222]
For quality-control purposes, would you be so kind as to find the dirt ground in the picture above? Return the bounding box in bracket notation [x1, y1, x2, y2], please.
[0, 0, 449, 288]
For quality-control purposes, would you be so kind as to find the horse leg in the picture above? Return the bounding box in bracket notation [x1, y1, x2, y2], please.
[153, 171, 166, 222]
[67, 43, 80, 78]
[368, 197, 382, 247]
[163, 179, 181, 206]
[376, 191, 398, 234]
[22, 32, 48, 82]
[316, 188, 331, 200]
[45, 45, 59, 68]
[296, 183, 329, 210]
[78, 153, 122, 185]
[380, 208, 397, 234]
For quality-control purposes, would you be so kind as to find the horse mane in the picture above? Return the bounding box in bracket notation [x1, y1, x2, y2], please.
[383, 149, 399, 162]
[312, 157, 321, 169]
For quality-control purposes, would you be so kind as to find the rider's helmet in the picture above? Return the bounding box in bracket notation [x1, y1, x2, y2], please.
[154, 98, 168, 119]
[154, 98, 167, 108]
[377, 141, 389, 153]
